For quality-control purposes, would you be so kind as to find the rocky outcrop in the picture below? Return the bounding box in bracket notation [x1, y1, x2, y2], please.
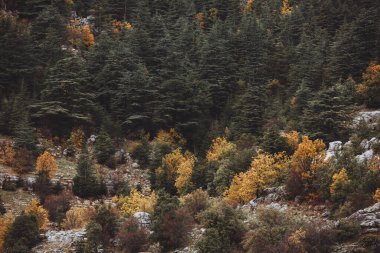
[32, 229, 86, 253]
[353, 111, 380, 129]
[325, 141, 343, 161]
[348, 202, 380, 233]
[248, 186, 287, 210]
[133, 211, 151, 228]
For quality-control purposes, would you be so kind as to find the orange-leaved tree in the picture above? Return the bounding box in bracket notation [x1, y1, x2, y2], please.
[206, 137, 236, 162]
[36, 151, 58, 178]
[224, 152, 289, 205]
[25, 198, 49, 230]
[156, 148, 196, 195]
[0, 213, 14, 252]
[286, 136, 326, 198]
[113, 189, 157, 216]
[356, 62, 380, 108]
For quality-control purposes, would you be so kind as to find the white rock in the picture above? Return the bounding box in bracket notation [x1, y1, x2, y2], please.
[133, 212, 151, 227]
[325, 141, 343, 161]
[355, 149, 374, 163]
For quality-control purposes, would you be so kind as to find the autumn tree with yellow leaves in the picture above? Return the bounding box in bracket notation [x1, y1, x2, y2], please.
[330, 168, 352, 203]
[155, 128, 187, 148]
[206, 137, 237, 162]
[0, 213, 14, 252]
[114, 189, 157, 216]
[224, 152, 289, 205]
[25, 198, 49, 230]
[36, 151, 58, 178]
[61, 206, 96, 230]
[156, 148, 196, 194]
[356, 62, 380, 108]
[286, 136, 326, 199]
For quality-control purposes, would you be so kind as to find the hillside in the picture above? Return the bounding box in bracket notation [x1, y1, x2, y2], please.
[0, 1, 379, 253]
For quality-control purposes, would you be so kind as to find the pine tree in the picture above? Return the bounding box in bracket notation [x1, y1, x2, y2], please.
[73, 154, 105, 198]
[30, 56, 96, 135]
[13, 116, 37, 152]
[30, 5, 67, 67]
[302, 84, 353, 142]
[230, 85, 265, 137]
[94, 129, 114, 167]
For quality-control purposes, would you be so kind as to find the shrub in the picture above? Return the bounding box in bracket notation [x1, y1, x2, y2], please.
[2, 177, 17, 191]
[43, 190, 73, 224]
[130, 140, 150, 168]
[197, 200, 245, 253]
[13, 148, 35, 174]
[302, 222, 337, 253]
[242, 207, 299, 253]
[61, 206, 96, 230]
[336, 219, 361, 242]
[117, 217, 149, 253]
[358, 234, 380, 248]
[181, 189, 209, 220]
[158, 208, 194, 251]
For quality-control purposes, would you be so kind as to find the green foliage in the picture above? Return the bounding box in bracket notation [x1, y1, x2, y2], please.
[4, 214, 41, 253]
[72, 154, 106, 198]
[197, 200, 245, 253]
[336, 219, 361, 242]
[94, 129, 115, 168]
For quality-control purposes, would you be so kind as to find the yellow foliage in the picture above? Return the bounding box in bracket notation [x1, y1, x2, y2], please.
[206, 137, 236, 162]
[373, 188, 380, 202]
[36, 151, 58, 178]
[291, 136, 325, 187]
[155, 149, 196, 194]
[25, 198, 49, 230]
[67, 19, 95, 47]
[61, 206, 96, 230]
[281, 0, 293, 16]
[0, 213, 14, 252]
[111, 19, 133, 34]
[175, 151, 196, 194]
[224, 152, 289, 205]
[155, 128, 186, 148]
[242, 0, 255, 14]
[283, 131, 300, 149]
[69, 127, 85, 150]
[287, 229, 306, 253]
[330, 168, 350, 195]
[369, 156, 380, 171]
[115, 189, 157, 216]
[209, 8, 219, 22]
[82, 25, 95, 47]
[357, 62, 380, 96]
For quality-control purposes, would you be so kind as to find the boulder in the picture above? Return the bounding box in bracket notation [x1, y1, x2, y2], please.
[325, 141, 343, 161]
[114, 149, 126, 164]
[133, 211, 151, 227]
[348, 203, 380, 233]
[355, 149, 374, 163]
[353, 111, 380, 126]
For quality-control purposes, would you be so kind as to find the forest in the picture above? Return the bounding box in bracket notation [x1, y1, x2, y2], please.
[0, 0, 379, 252]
